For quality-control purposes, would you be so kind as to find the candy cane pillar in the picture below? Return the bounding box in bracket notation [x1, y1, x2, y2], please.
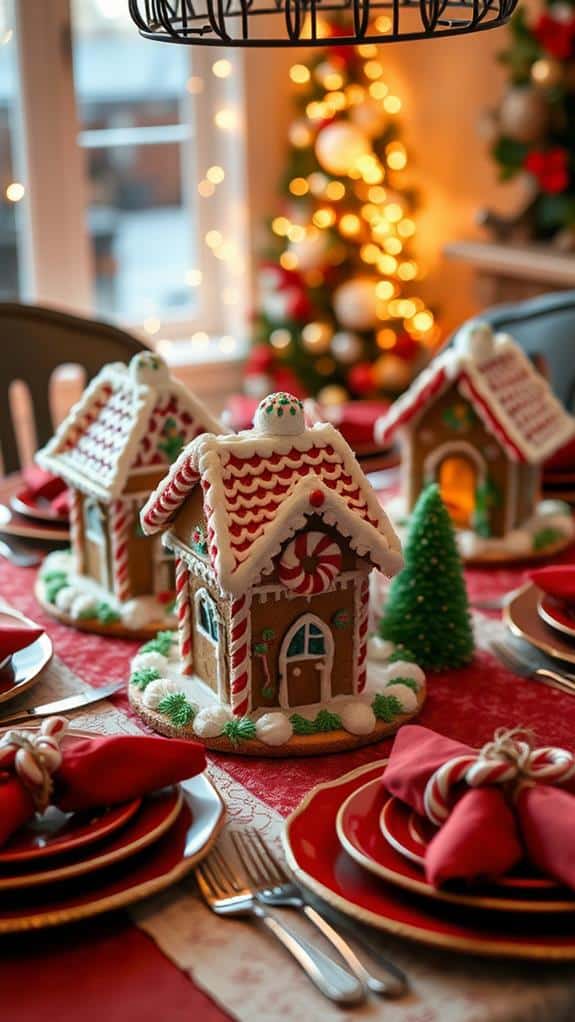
[69, 490, 83, 573]
[230, 594, 251, 717]
[110, 500, 132, 602]
[355, 574, 370, 694]
[175, 557, 193, 675]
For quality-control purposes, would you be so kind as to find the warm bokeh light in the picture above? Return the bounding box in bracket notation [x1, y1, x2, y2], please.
[207, 165, 225, 184]
[290, 64, 311, 84]
[186, 269, 202, 287]
[198, 180, 215, 197]
[6, 182, 25, 202]
[214, 108, 238, 131]
[377, 328, 397, 349]
[339, 213, 361, 237]
[289, 177, 309, 196]
[326, 181, 346, 200]
[186, 76, 204, 94]
[313, 208, 336, 228]
[376, 281, 395, 300]
[270, 328, 292, 349]
[205, 230, 223, 249]
[383, 95, 402, 114]
[212, 59, 232, 78]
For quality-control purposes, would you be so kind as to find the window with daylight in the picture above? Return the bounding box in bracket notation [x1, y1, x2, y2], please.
[196, 589, 219, 643]
[3, 0, 248, 355]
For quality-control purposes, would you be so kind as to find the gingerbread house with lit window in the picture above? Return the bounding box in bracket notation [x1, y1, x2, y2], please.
[35, 352, 225, 637]
[375, 321, 575, 561]
[132, 392, 427, 756]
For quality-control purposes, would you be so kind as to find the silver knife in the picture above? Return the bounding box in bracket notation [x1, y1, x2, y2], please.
[0, 682, 122, 727]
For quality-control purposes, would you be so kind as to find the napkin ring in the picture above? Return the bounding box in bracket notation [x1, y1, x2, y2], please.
[424, 727, 575, 827]
[0, 716, 68, 814]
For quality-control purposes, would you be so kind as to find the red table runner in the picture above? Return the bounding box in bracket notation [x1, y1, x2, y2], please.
[2, 539, 575, 1020]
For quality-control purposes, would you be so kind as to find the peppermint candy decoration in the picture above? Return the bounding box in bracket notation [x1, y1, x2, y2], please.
[279, 531, 342, 595]
[423, 728, 575, 827]
[0, 716, 68, 813]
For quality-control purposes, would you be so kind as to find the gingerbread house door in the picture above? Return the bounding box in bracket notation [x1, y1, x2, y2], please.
[279, 614, 334, 709]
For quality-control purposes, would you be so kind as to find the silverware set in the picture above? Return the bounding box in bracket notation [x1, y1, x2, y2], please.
[490, 638, 575, 697]
[196, 827, 407, 1005]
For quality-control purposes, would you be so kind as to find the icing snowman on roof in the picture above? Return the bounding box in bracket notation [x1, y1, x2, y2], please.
[130, 351, 171, 388]
[253, 392, 306, 436]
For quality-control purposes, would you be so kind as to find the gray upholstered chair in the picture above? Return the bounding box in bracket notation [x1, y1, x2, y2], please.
[0, 303, 146, 474]
[449, 290, 575, 412]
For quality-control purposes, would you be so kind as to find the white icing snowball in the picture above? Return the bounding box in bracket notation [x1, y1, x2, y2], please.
[537, 499, 571, 519]
[142, 678, 179, 710]
[122, 596, 174, 631]
[193, 705, 233, 739]
[384, 683, 419, 714]
[380, 661, 425, 688]
[130, 650, 169, 675]
[129, 351, 170, 387]
[340, 702, 376, 736]
[367, 635, 395, 663]
[54, 586, 77, 613]
[43, 551, 72, 573]
[70, 594, 97, 620]
[253, 392, 305, 437]
[255, 712, 293, 747]
[454, 320, 494, 363]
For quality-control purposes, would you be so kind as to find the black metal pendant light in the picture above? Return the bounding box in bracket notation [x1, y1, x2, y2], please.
[128, 0, 518, 48]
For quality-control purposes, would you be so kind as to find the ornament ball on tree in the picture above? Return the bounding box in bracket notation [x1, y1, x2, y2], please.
[379, 484, 474, 670]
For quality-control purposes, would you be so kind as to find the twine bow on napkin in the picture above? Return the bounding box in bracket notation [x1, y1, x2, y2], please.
[384, 724, 575, 889]
[0, 717, 68, 814]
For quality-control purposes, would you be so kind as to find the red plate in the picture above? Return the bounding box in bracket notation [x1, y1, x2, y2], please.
[11, 488, 69, 524]
[0, 771, 225, 933]
[284, 762, 575, 958]
[337, 779, 571, 913]
[0, 787, 182, 890]
[538, 594, 575, 640]
[386, 799, 556, 892]
[0, 797, 142, 864]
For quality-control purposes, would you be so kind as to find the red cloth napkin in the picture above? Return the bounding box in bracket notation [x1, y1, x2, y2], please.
[0, 733, 206, 848]
[0, 612, 44, 662]
[529, 566, 575, 603]
[23, 465, 69, 516]
[384, 725, 575, 889]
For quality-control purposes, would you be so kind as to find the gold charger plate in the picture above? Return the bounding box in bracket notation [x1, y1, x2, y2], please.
[504, 582, 575, 666]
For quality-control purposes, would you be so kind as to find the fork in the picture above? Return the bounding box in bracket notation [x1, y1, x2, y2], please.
[232, 828, 407, 998]
[196, 844, 364, 1005]
[490, 639, 575, 696]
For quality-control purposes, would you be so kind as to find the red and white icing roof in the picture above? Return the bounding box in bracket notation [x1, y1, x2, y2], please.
[37, 353, 224, 501]
[142, 391, 403, 596]
[375, 322, 575, 463]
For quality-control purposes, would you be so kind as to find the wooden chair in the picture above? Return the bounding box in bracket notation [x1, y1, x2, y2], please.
[0, 303, 146, 474]
[451, 289, 575, 412]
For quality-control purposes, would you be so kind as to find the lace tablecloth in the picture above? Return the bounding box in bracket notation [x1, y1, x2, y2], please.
[3, 545, 575, 1022]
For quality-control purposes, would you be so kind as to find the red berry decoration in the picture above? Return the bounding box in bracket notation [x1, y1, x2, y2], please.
[309, 489, 325, 508]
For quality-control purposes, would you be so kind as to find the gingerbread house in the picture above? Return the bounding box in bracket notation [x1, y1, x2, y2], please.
[37, 352, 225, 604]
[141, 392, 402, 717]
[375, 322, 575, 540]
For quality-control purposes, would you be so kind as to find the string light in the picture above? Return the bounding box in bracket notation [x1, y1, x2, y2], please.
[364, 61, 384, 80]
[290, 64, 311, 84]
[378, 254, 398, 274]
[287, 224, 306, 242]
[384, 237, 403, 255]
[214, 108, 238, 131]
[386, 143, 407, 170]
[289, 177, 309, 196]
[397, 218, 416, 238]
[368, 186, 386, 204]
[198, 180, 215, 197]
[6, 182, 24, 202]
[360, 243, 380, 264]
[369, 82, 389, 100]
[326, 181, 345, 200]
[207, 165, 225, 183]
[346, 85, 365, 104]
[324, 72, 344, 91]
[212, 59, 232, 78]
[413, 311, 434, 332]
[313, 208, 336, 228]
[398, 261, 418, 280]
[339, 213, 361, 237]
[358, 44, 378, 58]
[270, 328, 292, 350]
[376, 281, 395, 300]
[205, 230, 223, 249]
[375, 15, 393, 32]
[385, 203, 403, 223]
[377, 328, 397, 349]
[186, 269, 202, 286]
[290, 122, 313, 148]
[383, 96, 402, 114]
[272, 217, 291, 237]
[280, 251, 298, 270]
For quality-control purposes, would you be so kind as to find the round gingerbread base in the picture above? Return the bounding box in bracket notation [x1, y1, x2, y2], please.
[463, 532, 574, 566]
[35, 581, 174, 642]
[128, 682, 426, 758]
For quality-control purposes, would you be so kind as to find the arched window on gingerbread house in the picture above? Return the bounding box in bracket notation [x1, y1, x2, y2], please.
[438, 457, 477, 528]
[195, 588, 219, 643]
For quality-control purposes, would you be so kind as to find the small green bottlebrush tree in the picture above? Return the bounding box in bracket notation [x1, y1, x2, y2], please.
[379, 484, 474, 670]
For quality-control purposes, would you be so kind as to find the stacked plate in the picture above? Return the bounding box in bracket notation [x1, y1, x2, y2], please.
[0, 728, 225, 934]
[505, 582, 575, 667]
[283, 761, 575, 960]
[1, 479, 70, 545]
[0, 610, 53, 706]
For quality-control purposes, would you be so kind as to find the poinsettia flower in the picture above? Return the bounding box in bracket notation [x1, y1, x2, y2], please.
[533, 11, 575, 59]
[524, 147, 569, 194]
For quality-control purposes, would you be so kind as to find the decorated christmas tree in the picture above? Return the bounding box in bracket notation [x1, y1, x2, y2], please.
[251, 23, 438, 406]
[379, 485, 474, 670]
[482, 1, 575, 246]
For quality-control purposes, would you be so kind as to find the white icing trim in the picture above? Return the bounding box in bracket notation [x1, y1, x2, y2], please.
[278, 613, 334, 710]
[423, 440, 486, 486]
